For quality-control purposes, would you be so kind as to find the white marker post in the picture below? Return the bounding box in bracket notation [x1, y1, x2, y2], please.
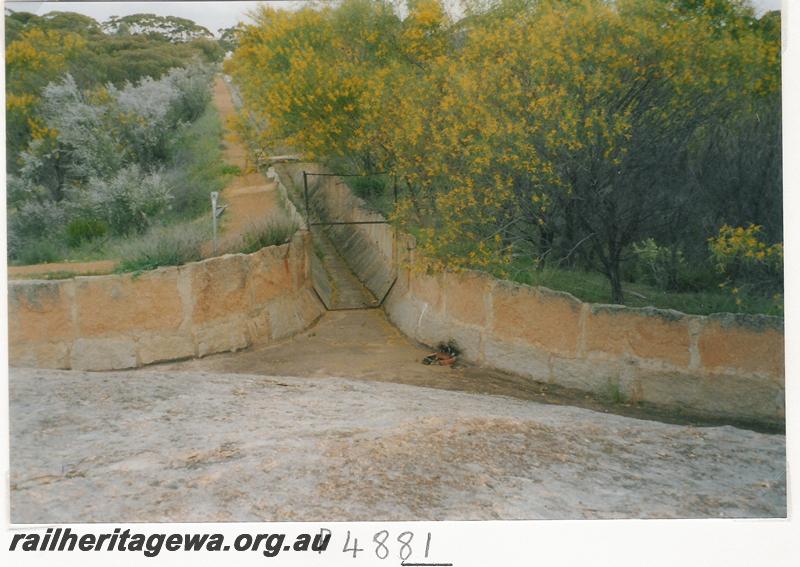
[211, 191, 219, 254]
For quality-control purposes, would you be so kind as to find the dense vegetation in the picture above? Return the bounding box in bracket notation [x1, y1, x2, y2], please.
[5, 10, 228, 267]
[227, 0, 782, 314]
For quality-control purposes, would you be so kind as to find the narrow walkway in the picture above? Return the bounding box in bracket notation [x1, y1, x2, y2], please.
[209, 77, 282, 252]
[8, 260, 117, 279]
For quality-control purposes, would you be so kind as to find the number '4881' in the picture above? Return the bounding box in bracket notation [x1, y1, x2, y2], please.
[342, 530, 432, 560]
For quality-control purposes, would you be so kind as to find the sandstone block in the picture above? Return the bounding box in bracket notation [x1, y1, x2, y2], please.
[585, 306, 691, 368]
[75, 270, 183, 336]
[411, 272, 444, 313]
[549, 355, 634, 398]
[247, 245, 292, 306]
[698, 315, 784, 379]
[195, 317, 250, 358]
[190, 254, 250, 324]
[246, 309, 272, 344]
[9, 280, 74, 345]
[444, 271, 491, 327]
[268, 297, 304, 341]
[72, 337, 137, 371]
[490, 282, 581, 356]
[137, 332, 195, 365]
[296, 288, 324, 327]
[483, 337, 550, 382]
[10, 341, 71, 369]
[384, 294, 424, 340]
[637, 370, 784, 424]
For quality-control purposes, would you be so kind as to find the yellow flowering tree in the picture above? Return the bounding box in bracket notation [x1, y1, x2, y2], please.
[229, 0, 782, 304]
[5, 27, 86, 169]
[709, 224, 783, 309]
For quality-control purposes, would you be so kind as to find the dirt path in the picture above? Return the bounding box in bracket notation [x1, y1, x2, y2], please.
[7, 260, 118, 279]
[210, 77, 282, 252]
[160, 309, 456, 384]
[10, 367, 785, 522]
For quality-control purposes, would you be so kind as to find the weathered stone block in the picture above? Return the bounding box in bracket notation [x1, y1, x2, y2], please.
[247, 245, 292, 306]
[190, 254, 250, 324]
[246, 309, 272, 344]
[444, 271, 491, 327]
[490, 282, 582, 356]
[384, 294, 423, 340]
[75, 270, 183, 336]
[389, 264, 411, 300]
[483, 337, 550, 382]
[137, 332, 195, 365]
[698, 315, 784, 379]
[72, 337, 137, 371]
[267, 297, 304, 341]
[8, 280, 74, 345]
[296, 288, 324, 327]
[549, 355, 634, 398]
[637, 370, 784, 423]
[288, 232, 309, 290]
[10, 341, 71, 369]
[411, 272, 444, 313]
[194, 317, 250, 358]
[585, 306, 691, 368]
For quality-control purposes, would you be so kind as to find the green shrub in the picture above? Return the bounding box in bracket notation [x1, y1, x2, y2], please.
[631, 238, 686, 291]
[166, 103, 227, 218]
[13, 238, 64, 266]
[345, 174, 394, 215]
[83, 164, 174, 236]
[115, 221, 209, 272]
[66, 218, 108, 248]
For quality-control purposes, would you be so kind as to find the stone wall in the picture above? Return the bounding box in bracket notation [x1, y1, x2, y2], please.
[284, 166, 785, 426]
[385, 253, 784, 425]
[9, 231, 324, 371]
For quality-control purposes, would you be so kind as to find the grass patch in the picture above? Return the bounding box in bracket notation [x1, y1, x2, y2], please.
[220, 164, 242, 176]
[224, 218, 299, 255]
[114, 221, 210, 273]
[501, 263, 780, 316]
[604, 381, 627, 404]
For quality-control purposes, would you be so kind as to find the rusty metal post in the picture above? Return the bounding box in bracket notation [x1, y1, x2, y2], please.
[303, 170, 310, 224]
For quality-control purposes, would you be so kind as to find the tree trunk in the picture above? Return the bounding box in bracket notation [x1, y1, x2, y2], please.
[608, 260, 625, 304]
[667, 244, 680, 290]
[537, 224, 554, 270]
